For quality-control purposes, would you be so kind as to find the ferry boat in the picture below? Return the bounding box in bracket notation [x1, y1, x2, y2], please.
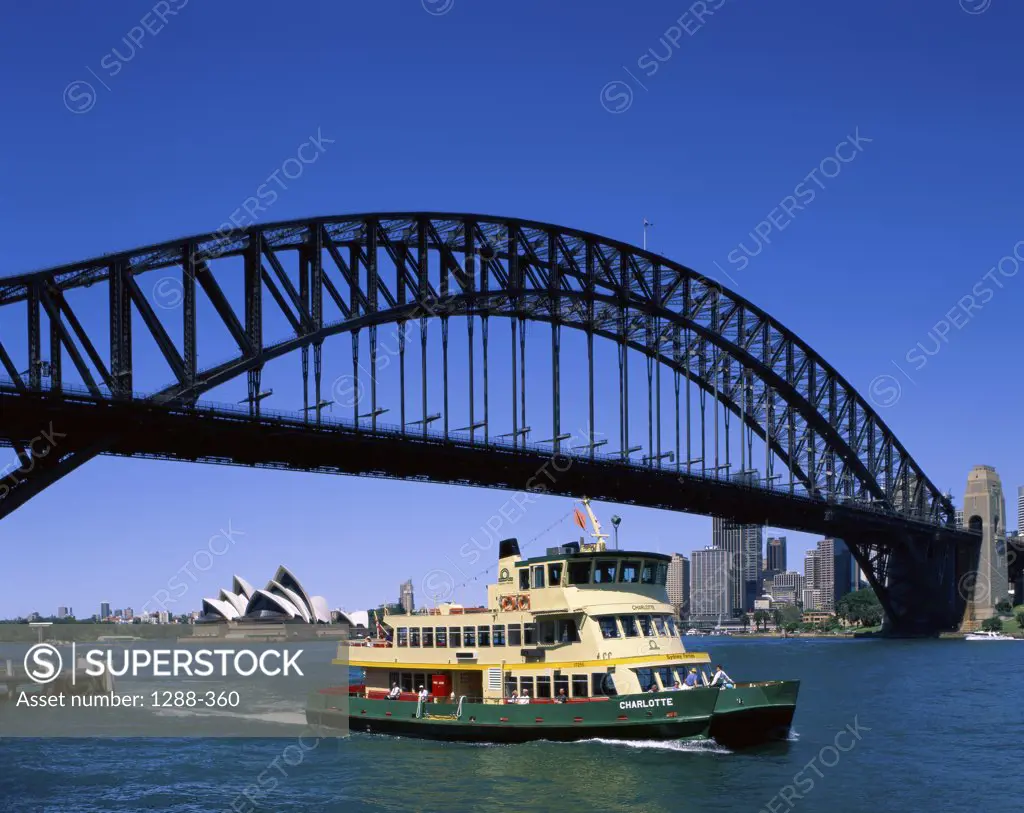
[964, 630, 1017, 641]
[306, 500, 799, 747]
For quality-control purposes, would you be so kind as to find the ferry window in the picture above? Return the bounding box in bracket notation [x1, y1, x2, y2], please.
[656, 563, 668, 585]
[464, 626, 476, 647]
[598, 616, 620, 639]
[594, 560, 617, 583]
[619, 560, 641, 583]
[519, 569, 530, 590]
[634, 667, 656, 691]
[410, 628, 421, 647]
[532, 566, 545, 589]
[492, 625, 506, 646]
[666, 617, 678, 636]
[656, 666, 673, 687]
[505, 673, 516, 698]
[640, 561, 657, 584]
[400, 673, 414, 692]
[571, 674, 588, 697]
[449, 627, 461, 648]
[568, 560, 592, 584]
[523, 623, 537, 645]
[539, 621, 555, 645]
[519, 676, 534, 697]
[415, 673, 427, 692]
[619, 615, 640, 637]
[536, 676, 552, 699]
[554, 673, 569, 697]
[600, 673, 618, 696]
[653, 616, 668, 636]
[548, 562, 563, 586]
[478, 626, 491, 647]
[397, 628, 409, 647]
[637, 615, 654, 636]
[592, 673, 613, 696]
[422, 628, 433, 647]
[556, 618, 579, 643]
[436, 627, 447, 647]
[508, 624, 522, 646]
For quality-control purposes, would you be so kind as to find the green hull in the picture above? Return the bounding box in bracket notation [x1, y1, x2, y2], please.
[307, 687, 719, 744]
[709, 681, 800, 748]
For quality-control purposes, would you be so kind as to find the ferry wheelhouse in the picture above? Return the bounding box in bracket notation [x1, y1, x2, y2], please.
[307, 500, 799, 746]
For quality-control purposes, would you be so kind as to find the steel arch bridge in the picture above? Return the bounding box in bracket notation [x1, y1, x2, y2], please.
[0, 212, 979, 635]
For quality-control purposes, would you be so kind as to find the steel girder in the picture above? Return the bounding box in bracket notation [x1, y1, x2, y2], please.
[0, 213, 956, 535]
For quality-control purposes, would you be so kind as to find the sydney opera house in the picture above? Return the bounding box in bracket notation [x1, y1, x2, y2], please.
[200, 566, 330, 624]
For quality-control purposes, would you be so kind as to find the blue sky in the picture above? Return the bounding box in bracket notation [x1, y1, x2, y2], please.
[0, 0, 1021, 618]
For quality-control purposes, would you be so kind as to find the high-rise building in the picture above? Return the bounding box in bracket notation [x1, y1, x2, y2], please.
[399, 580, 415, 614]
[1017, 485, 1023, 534]
[833, 539, 855, 604]
[689, 547, 733, 622]
[962, 465, 1009, 623]
[100, 602, 111, 620]
[804, 539, 836, 611]
[769, 571, 805, 604]
[57, 606, 68, 619]
[767, 536, 787, 573]
[955, 510, 964, 530]
[666, 553, 690, 617]
[713, 517, 763, 613]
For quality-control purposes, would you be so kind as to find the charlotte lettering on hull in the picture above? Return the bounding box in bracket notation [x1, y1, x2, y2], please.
[619, 697, 675, 710]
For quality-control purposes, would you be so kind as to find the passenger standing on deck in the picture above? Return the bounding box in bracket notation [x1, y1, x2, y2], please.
[509, 690, 519, 704]
[518, 690, 530, 704]
[554, 689, 567, 703]
[683, 668, 700, 689]
[710, 665, 734, 687]
[388, 683, 401, 699]
[418, 685, 429, 703]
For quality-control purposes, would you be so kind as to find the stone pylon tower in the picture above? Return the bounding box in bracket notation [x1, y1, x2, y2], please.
[961, 465, 1009, 627]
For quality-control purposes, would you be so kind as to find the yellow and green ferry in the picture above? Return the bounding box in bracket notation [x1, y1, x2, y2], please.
[306, 500, 799, 747]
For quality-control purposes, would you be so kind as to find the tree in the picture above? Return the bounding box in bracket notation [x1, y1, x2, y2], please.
[752, 610, 770, 631]
[995, 599, 1012, 614]
[981, 617, 1004, 633]
[837, 588, 883, 627]
[772, 609, 783, 632]
[740, 614, 750, 632]
[1016, 610, 1024, 631]
[784, 622, 800, 634]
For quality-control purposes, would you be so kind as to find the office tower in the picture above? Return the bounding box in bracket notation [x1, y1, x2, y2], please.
[399, 579, 415, 614]
[713, 517, 763, 613]
[767, 536, 787, 573]
[100, 602, 111, 620]
[689, 547, 733, 622]
[57, 606, 68, 619]
[666, 553, 690, 617]
[804, 539, 836, 611]
[955, 510, 964, 530]
[962, 465, 1009, 622]
[124, 607, 133, 620]
[833, 539, 855, 603]
[1018, 485, 1023, 533]
[769, 571, 805, 604]
[157, 610, 170, 624]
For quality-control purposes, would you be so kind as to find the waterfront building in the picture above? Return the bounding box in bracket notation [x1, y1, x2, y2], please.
[804, 539, 837, 611]
[666, 553, 690, 617]
[689, 547, 733, 622]
[1018, 485, 1023, 533]
[768, 571, 804, 605]
[962, 465, 1009, 624]
[157, 610, 170, 624]
[57, 606, 68, 619]
[833, 539, 855, 604]
[955, 509, 964, 530]
[199, 567, 330, 624]
[100, 602, 110, 620]
[400, 579, 415, 614]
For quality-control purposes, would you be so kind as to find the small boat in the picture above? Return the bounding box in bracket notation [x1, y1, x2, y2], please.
[307, 499, 799, 747]
[964, 630, 1016, 641]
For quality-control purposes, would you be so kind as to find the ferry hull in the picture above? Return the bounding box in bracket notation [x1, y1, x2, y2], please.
[307, 687, 719, 744]
[708, 680, 799, 748]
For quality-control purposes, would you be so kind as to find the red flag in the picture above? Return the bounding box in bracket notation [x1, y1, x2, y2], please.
[573, 508, 586, 529]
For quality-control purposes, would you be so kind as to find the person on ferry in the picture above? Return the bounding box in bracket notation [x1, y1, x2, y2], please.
[710, 664, 734, 687]
[364, 636, 373, 647]
[648, 682, 658, 692]
[672, 678, 682, 690]
[387, 683, 401, 700]
[683, 668, 700, 689]
[417, 685, 430, 703]
[509, 690, 519, 704]
[554, 688, 567, 703]
[518, 690, 531, 704]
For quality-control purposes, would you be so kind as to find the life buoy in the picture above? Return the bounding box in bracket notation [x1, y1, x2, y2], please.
[500, 596, 515, 612]
[518, 594, 530, 611]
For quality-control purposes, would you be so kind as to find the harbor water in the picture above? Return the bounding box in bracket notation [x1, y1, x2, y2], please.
[0, 637, 1018, 812]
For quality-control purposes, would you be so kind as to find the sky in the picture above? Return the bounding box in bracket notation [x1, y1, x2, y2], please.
[0, 0, 1022, 619]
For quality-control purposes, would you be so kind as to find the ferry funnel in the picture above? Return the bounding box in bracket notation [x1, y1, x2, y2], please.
[498, 538, 521, 559]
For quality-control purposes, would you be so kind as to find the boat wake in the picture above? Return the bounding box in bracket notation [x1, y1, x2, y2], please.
[153, 707, 308, 726]
[571, 738, 731, 754]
